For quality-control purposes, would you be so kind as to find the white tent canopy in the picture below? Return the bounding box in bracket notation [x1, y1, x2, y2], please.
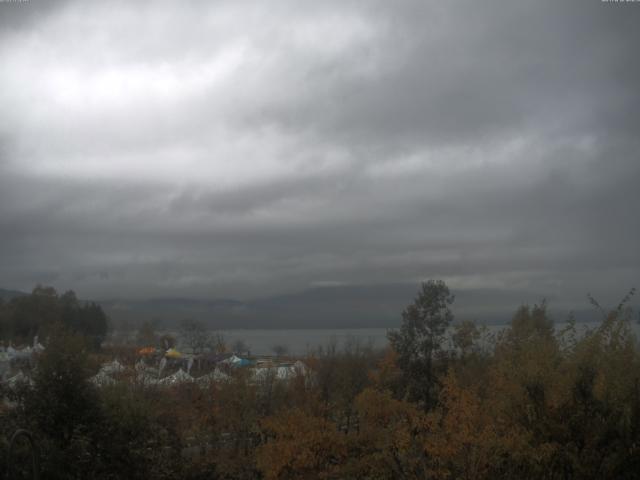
[158, 368, 194, 386]
[100, 359, 125, 375]
[196, 369, 230, 387]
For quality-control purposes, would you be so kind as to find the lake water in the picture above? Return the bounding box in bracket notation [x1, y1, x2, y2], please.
[220, 328, 391, 355]
[114, 319, 640, 356]
[215, 321, 640, 356]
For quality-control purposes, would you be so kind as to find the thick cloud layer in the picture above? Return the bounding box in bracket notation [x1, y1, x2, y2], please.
[0, 0, 638, 309]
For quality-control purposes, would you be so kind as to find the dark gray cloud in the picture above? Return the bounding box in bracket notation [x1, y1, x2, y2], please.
[0, 0, 70, 36]
[0, 0, 638, 313]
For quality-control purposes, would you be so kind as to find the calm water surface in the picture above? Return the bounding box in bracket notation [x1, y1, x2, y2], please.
[217, 321, 640, 356]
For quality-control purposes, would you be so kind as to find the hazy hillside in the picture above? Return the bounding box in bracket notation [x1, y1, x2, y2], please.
[0, 288, 28, 301]
[1, 285, 617, 330]
[99, 284, 607, 330]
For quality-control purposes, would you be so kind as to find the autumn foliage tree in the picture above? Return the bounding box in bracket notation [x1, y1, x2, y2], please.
[4, 281, 640, 480]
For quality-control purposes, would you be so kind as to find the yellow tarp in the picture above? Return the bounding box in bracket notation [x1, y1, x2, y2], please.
[165, 348, 182, 359]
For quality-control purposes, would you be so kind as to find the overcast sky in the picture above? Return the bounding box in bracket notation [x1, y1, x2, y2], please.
[0, 0, 638, 306]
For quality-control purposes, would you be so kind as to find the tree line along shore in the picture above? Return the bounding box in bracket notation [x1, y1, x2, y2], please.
[1, 281, 639, 479]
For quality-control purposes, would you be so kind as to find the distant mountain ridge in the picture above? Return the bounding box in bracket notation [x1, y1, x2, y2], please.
[97, 284, 607, 330]
[1, 284, 622, 329]
[0, 288, 28, 301]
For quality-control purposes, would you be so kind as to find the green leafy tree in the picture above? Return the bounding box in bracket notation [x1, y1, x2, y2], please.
[388, 280, 454, 409]
[17, 325, 103, 478]
[452, 319, 481, 358]
[7, 285, 60, 341]
[0, 286, 108, 348]
[60, 290, 109, 349]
